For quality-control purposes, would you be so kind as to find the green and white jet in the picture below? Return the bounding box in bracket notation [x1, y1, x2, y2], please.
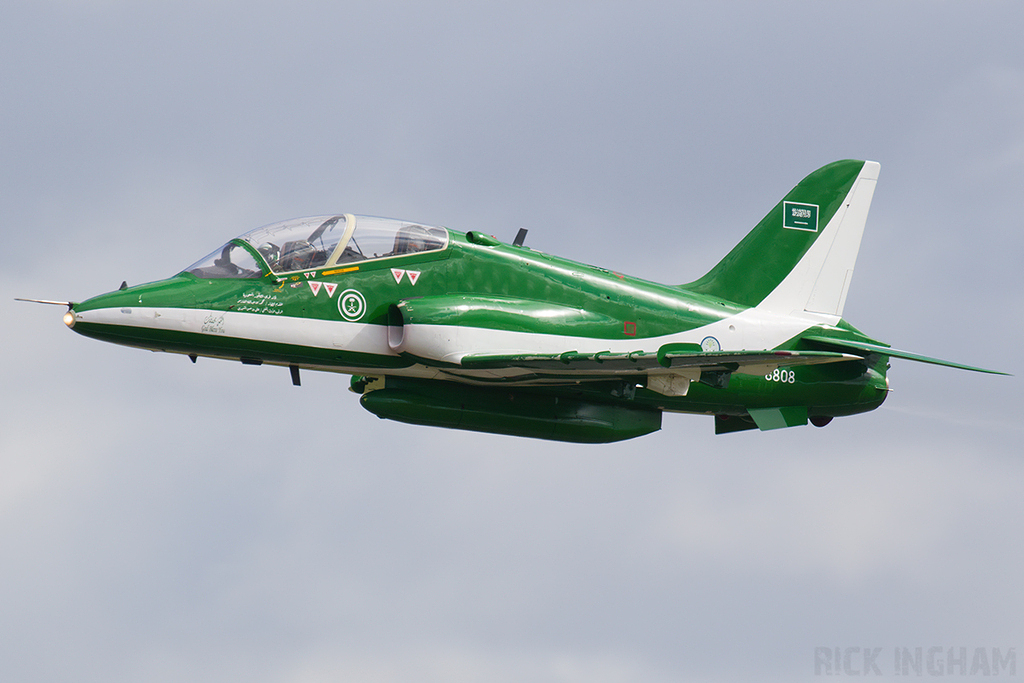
[21, 160, 1007, 442]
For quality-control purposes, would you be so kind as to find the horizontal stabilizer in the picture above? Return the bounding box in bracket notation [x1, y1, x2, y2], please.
[803, 336, 1009, 375]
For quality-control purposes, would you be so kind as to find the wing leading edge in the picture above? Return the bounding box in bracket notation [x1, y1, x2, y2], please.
[460, 346, 860, 374]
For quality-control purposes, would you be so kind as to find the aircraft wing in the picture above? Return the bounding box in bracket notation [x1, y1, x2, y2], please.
[460, 346, 859, 375]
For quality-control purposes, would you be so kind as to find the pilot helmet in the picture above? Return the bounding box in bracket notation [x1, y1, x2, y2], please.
[257, 242, 280, 264]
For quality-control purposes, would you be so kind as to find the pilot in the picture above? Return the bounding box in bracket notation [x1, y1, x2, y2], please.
[258, 242, 280, 268]
[393, 226, 429, 255]
[278, 240, 315, 271]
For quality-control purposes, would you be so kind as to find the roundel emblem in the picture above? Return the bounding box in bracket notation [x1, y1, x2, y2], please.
[700, 336, 721, 353]
[338, 289, 367, 321]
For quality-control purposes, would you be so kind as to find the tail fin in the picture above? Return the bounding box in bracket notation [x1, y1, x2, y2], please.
[685, 160, 880, 317]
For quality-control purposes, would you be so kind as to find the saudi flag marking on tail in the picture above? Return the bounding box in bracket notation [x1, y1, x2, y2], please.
[784, 201, 819, 231]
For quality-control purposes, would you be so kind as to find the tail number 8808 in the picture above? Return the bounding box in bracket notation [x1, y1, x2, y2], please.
[765, 368, 796, 383]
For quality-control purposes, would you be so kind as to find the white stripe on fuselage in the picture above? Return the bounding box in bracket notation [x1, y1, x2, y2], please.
[75, 306, 392, 357]
[396, 309, 836, 363]
[75, 304, 840, 378]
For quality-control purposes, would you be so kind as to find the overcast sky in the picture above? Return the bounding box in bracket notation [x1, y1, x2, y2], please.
[2, 2, 1023, 681]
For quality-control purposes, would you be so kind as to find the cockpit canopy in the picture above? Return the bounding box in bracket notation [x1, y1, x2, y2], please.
[184, 214, 449, 279]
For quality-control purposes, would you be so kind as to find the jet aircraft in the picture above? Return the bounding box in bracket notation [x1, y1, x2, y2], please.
[20, 160, 1006, 442]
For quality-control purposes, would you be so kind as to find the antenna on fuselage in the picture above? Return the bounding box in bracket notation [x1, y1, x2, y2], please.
[513, 228, 528, 247]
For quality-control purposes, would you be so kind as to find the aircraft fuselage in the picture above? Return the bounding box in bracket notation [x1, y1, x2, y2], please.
[69, 223, 888, 436]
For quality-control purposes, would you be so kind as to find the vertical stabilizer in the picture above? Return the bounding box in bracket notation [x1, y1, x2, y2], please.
[761, 161, 879, 317]
[685, 160, 879, 318]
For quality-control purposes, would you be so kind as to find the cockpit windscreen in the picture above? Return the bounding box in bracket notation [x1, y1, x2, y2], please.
[185, 242, 263, 279]
[183, 215, 449, 278]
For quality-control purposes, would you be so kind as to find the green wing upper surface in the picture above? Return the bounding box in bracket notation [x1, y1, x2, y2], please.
[460, 347, 858, 374]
